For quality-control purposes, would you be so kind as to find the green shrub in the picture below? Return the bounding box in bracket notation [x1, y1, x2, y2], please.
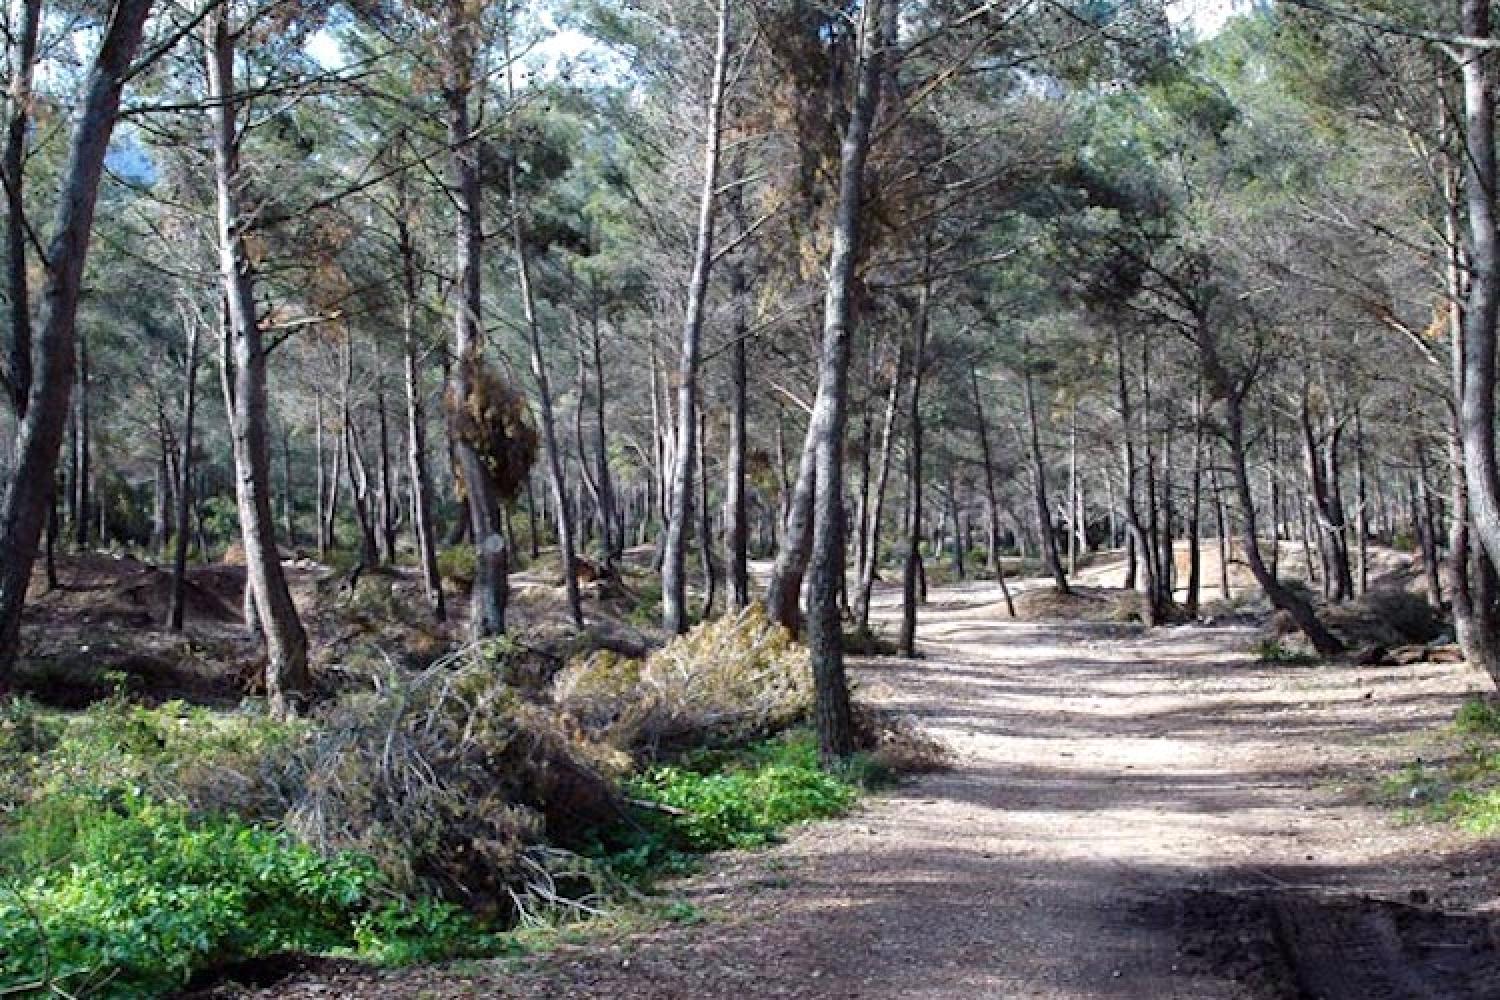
[1455, 698, 1500, 736]
[1254, 637, 1320, 666]
[626, 731, 856, 853]
[437, 544, 477, 585]
[0, 798, 486, 996]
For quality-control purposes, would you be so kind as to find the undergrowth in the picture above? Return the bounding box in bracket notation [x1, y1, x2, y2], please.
[0, 686, 871, 995]
[587, 729, 865, 880]
[1382, 697, 1500, 834]
[1253, 637, 1321, 666]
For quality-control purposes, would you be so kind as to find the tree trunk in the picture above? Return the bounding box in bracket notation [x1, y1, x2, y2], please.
[396, 193, 445, 621]
[315, 392, 328, 559]
[1458, 0, 1500, 591]
[725, 251, 751, 608]
[1225, 387, 1344, 655]
[946, 468, 965, 580]
[505, 138, 583, 631]
[661, 0, 731, 635]
[442, 49, 509, 637]
[1021, 331, 1069, 593]
[376, 376, 397, 565]
[1114, 328, 1160, 623]
[169, 309, 201, 632]
[805, 0, 888, 762]
[589, 296, 622, 571]
[72, 332, 90, 550]
[2, 0, 41, 417]
[696, 407, 716, 619]
[971, 366, 1015, 618]
[855, 336, 908, 628]
[1185, 384, 1203, 618]
[206, 8, 310, 715]
[900, 271, 931, 658]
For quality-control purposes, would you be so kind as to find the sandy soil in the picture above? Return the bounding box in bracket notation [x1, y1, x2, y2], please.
[201, 576, 1500, 999]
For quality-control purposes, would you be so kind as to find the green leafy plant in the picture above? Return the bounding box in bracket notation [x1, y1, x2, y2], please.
[1253, 637, 1320, 666]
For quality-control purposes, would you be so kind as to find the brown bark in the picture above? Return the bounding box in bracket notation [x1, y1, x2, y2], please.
[805, 0, 889, 761]
[169, 307, 200, 632]
[662, 0, 731, 635]
[2, 0, 40, 417]
[442, 35, 509, 637]
[396, 193, 445, 621]
[206, 8, 310, 715]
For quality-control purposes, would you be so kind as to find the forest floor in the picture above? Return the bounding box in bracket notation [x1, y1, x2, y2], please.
[202, 567, 1500, 1000]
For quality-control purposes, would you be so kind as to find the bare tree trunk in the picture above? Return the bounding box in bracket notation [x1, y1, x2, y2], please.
[805, 0, 889, 762]
[589, 297, 622, 570]
[1355, 412, 1369, 596]
[971, 366, 1015, 618]
[725, 253, 751, 608]
[1114, 329, 1160, 623]
[1212, 465, 1231, 601]
[1186, 384, 1203, 618]
[1458, 0, 1500, 599]
[900, 272, 930, 658]
[855, 337, 908, 628]
[493, 17, 583, 629]
[73, 332, 90, 550]
[661, 0, 731, 635]
[766, 412, 817, 634]
[1221, 382, 1344, 656]
[946, 468, 966, 579]
[696, 407, 716, 619]
[279, 420, 296, 547]
[376, 376, 397, 565]
[169, 309, 200, 632]
[341, 335, 380, 567]
[2, 0, 41, 417]
[396, 194, 445, 621]
[206, 8, 310, 715]
[1068, 407, 1079, 575]
[442, 43, 509, 637]
[315, 392, 328, 559]
[1021, 330, 1069, 593]
[1417, 445, 1445, 610]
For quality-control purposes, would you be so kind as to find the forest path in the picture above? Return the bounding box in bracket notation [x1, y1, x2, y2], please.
[231, 578, 1492, 999]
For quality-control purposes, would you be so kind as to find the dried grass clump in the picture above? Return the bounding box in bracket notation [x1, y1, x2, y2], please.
[553, 605, 814, 756]
[445, 358, 538, 503]
[852, 699, 953, 775]
[279, 652, 619, 917]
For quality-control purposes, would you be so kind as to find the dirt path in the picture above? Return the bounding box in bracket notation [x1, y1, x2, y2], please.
[224, 580, 1499, 999]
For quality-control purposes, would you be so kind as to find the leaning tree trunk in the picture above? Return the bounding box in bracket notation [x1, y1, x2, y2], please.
[206, 9, 310, 716]
[804, 0, 889, 762]
[661, 0, 731, 635]
[1224, 386, 1345, 656]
